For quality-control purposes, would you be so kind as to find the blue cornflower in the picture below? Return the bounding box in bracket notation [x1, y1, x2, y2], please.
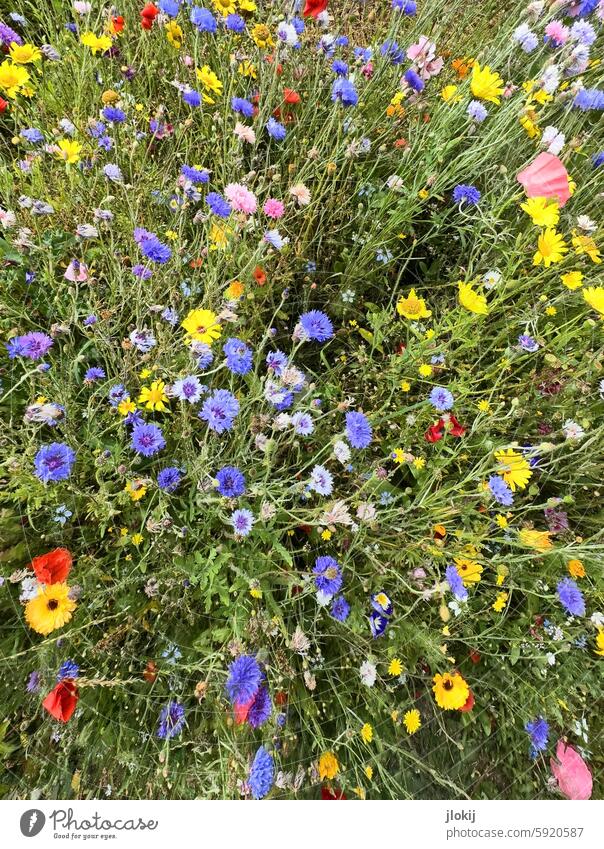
[331, 77, 358, 106]
[57, 660, 80, 681]
[231, 96, 254, 118]
[84, 366, 105, 383]
[183, 89, 202, 108]
[577, 0, 599, 17]
[557, 578, 586, 617]
[131, 422, 166, 457]
[592, 152, 604, 169]
[404, 68, 425, 92]
[308, 465, 333, 496]
[206, 192, 232, 217]
[453, 184, 481, 206]
[468, 100, 488, 122]
[446, 564, 468, 601]
[215, 466, 246, 497]
[371, 591, 393, 616]
[249, 746, 274, 799]
[266, 117, 286, 140]
[291, 411, 314, 436]
[226, 655, 262, 704]
[266, 350, 288, 376]
[369, 610, 389, 638]
[26, 671, 41, 693]
[192, 342, 214, 370]
[247, 686, 272, 728]
[171, 375, 204, 403]
[199, 389, 239, 433]
[223, 337, 253, 375]
[331, 59, 348, 76]
[380, 40, 405, 65]
[392, 0, 417, 12]
[34, 443, 76, 483]
[231, 508, 255, 537]
[225, 13, 245, 33]
[20, 128, 44, 143]
[157, 466, 182, 493]
[108, 383, 128, 407]
[181, 164, 209, 184]
[129, 327, 157, 352]
[159, 0, 180, 15]
[157, 701, 186, 739]
[331, 594, 350, 622]
[190, 6, 217, 33]
[139, 234, 172, 264]
[525, 716, 549, 759]
[313, 556, 343, 597]
[53, 504, 73, 525]
[488, 475, 514, 507]
[7, 332, 53, 361]
[345, 411, 372, 449]
[573, 88, 604, 111]
[429, 386, 454, 412]
[299, 310, 334, 342]
[101, 106, 126, 123]
[518, 334, 539, 352]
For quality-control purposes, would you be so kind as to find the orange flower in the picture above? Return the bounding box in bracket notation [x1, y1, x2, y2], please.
[31, 548, 73, 585]
[567, 559, 586, 579]
[253, 266, 267, 286]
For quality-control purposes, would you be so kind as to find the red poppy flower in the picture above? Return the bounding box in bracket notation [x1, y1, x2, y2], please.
[283, 88, 301, 105]
[469, 650, 481, 664]
[321, 786, 346, 799]
[42, 680, 79, 723]
[233, 697, 253, 725]
[31, 548, 72, 585]
[140, 3, 159, 29]
[448, 415, 466, 437]
[459, 690, 475, 713]
[253, 266, 267, 286]
[425, 419, 445, 443]
[112, 15, 125, 33]
[0, 97, 8, 113]
[304, 0, 329, 18]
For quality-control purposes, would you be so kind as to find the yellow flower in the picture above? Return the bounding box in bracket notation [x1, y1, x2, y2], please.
[131, 533, 144, 546]
[118, 398, 136, 416]
[595, 631, 604, 657]
[412, 456, 426, 470]
[519, 114, 540, 139]
[583, 287, 604, 317]
[360, 723, 373, 744]
[518, 529, 553, 551]
[0, 60, 30, 98]
[25, 584, 76, 636]
[251, 23, 274, 49]
[55, 139, 82, 164]
[454, 557, 483, 586]
[400, 380, 411, 392]
[101, 89, 119, 105]
[318, 751, 339, 781]
[533, 228, 568, 267]
[403, 709, 421, 734]
[249, 582, 262, 599]
[458, 281, 488, 315]
[209, 222, 232, 248]
[125, 481, 147, 502]
[165, 21, 183, 49]
[572, 233, 601, 264]
[432, 671, 469, 710]
[470, 62, 505, 104]
[492, 591, 508, 612]
[388, 658, 402, 676]
[181, 308, 222, 345]
[418, 363, 433, 377]
[561, 271, 583, 290]
[364, 765, 373, 780]
[138, 380, 169, 412]
[440, 84, 460, 103]
[238, 60, 256, 78]
[239, 0, 257, 9]
[196, 65, 223, 95]
[392, 448, 405, 464]
[213, 0, 236, 14]
[567, 559, 586, 579]
[80, 31, 113, 55]
[321, 529, 332, 541]
[496, 514, 508, 529]
[477, 399, 491, 413]
[494, 448, 532, 491]
[8, 42, 42, 64]
[396, 288, 432, 320]
[226, 279, 245, 300]
[140, 368, 153, 379]
[520, 197, 559, 228]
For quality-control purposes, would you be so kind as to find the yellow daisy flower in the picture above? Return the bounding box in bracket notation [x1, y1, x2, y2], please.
[494, 448, 532, 491]
[458, 281, 488, 315]
[432, 671, 469, 710]
[8, 42, 42, 64]
[403, 709, 421, 734]
[318, 751, 339, 780]
[25, 584, 76, 636]
[0, 60, 30, 98]
[470, 62, 504, 104]
[181, 309, 222, 345]
[138, 379, 169, 412]
[583, 287, 604, 317]
[533, 229, 568, 267]
[396, 288, 432, 320]
[520, 197, 559, 228]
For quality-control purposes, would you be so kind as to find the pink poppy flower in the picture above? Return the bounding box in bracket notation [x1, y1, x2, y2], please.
[550, 741, 592, 800]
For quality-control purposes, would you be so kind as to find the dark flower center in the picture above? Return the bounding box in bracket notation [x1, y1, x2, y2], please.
[47, 599, 59, 611]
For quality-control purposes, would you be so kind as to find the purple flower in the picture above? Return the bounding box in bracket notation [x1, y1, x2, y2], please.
[84, 366, 105, 383]
[369, 610, 389, 638]
[157, 466, 182, 492]
[330, 594, 350, 622]
[525, 716, 549, 759]
[231, 508, 255, 537]
[223, 337, 253, 375]
[309, 464, 333, 496]
[291, 411, 314, 436]
[249, 746, 274, 799]
[191, 342, 213, 370]
[446, 564, 468, 601]
[266, 117, 286, 140]
[157, 701, 186, 739]
[215, 466, 246, 497]
[298, 310, 334, 342]
[7, 332, 53, 361]
[247, 686, 272, 728]
[404, 68, 424, 92]
[132, 264, 153, 280]
[34, 443, 76, 482]
[313, 556, 342, 597]
[139, 234, 171, 264]
[199, 389, 239, 433]
[518, 334, 539, 352]
[131, 422, 166, 457]
[557, 578, 585, 617]
[331, 77, 359, 106]
[172, 375, 204, 403]
[453, 184, 481, 206]
[345, 410, 372, 448]
[488, 475, 514, 506]
[26, 671, 41, 693]
[429, 386, 454, 412]
[226, 655, 262, 704]
[206, 192, 232, 217]
[57, 659, 80, 681]
[108, 383, 128, 407]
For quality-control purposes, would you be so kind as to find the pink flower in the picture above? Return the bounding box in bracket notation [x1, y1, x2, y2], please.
[64, 259, 89, 282]
[224, 183, 257, 214]
[263, 198, 285, 219]
[289, 183, 311, 206]
[233, 121, 255, 144]
[407, 36, 435, 65]
[550, 741, 592, 800]
[544, 21, 569, 46]
[361, 61, 373, 79]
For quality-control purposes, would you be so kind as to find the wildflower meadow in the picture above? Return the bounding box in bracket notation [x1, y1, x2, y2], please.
[0, 0, 603, 803]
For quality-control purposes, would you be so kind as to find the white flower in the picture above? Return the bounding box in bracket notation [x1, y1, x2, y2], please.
[482, 269, 502, 289]
[541, 125, 565, 155]
[356, 502, 376, 522]
[590, 611, 604, 628]
[360, 660, 377, 687]
[321, 499, 353, 527]
[0, 208, 17, 229]
[316, 590, 332, 607]
[19, 577, 39, 602]
[233, 121, 255, 144]
[386, 174, 404, 191]
[289, 183, 311, 206]
[546, 652, 556, 666]
[540, 66, 560, 95]
[563, 419, 585, 440]
[576, 215, 596, 233]
[333, 440, 351, 464]
[273, 413, 291, 431]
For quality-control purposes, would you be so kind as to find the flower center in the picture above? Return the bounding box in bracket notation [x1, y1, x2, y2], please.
[47, 599, 59, 611]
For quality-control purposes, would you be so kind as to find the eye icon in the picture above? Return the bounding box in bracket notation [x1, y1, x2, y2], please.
[20, 810, 46, 837]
